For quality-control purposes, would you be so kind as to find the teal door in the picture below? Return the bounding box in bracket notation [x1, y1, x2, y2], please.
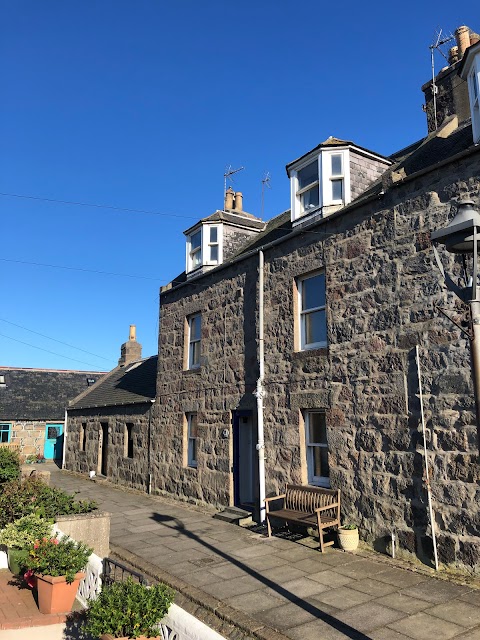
[43, 423, 64, 460]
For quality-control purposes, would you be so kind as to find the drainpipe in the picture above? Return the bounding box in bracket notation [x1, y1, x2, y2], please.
[254, 250, 266, 522]
[62, 408, 68, 470]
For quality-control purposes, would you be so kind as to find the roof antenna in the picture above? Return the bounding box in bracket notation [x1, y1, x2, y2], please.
[261, 172, 271, 218]
[223, 165, 245, 202]
[429, 28, 455, 130]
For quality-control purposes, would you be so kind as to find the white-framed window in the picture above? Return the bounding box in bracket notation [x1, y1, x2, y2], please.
[298, 271, 327, 349]
[186, 224, 224, 273]
[188, 229, 202, 271]
[296, 160, 320, 214]
[186, 413, 198, 467]
[304, 411, 329, 487]
[188, 313, 201, 369]
[290, 150, 350, 221]
[206, 225, 220, 265]
[0, 423, 11, 443]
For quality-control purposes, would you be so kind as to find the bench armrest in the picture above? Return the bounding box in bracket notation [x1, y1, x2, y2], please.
[314, 502, 339, 513]
[265, 493, 286, 503]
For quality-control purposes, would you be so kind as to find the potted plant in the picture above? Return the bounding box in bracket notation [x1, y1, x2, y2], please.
[0, 513, 53, 575]
[337, 523, 359, 552]
[83, 578, 174, 639]
[25, 535, 92, 614]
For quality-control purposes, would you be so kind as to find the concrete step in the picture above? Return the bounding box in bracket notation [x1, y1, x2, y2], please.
[213, 506, 253, 526]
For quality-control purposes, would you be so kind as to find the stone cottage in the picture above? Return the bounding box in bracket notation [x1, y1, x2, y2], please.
[64, 326, 157, 492]
[152, 26, 480, 571]
[0, 366, 105, 460]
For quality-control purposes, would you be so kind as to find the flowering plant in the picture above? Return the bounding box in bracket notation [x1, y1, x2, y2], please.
[25, 535, 92, 583]
[0, 514, 53, 549]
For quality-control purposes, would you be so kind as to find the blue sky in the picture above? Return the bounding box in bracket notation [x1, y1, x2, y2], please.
[1, 1, 477, 371]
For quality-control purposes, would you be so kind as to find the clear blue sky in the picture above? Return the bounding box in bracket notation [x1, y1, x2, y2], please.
[1, 1, 477, 371]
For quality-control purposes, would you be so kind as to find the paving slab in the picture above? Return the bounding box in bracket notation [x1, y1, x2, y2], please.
[426, 600, 480, 628]
[375, 592, 432, 615]
[388, 611, 466, 640]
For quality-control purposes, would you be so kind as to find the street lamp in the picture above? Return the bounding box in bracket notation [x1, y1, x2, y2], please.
[431, 199, 480, 450]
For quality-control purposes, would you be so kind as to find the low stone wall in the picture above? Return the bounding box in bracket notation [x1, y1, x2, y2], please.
[54, 511, 110, 558]
[20, 465, 51, 484]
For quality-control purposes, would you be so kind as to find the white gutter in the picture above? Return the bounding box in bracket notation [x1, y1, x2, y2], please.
[254, 250, 266, 522]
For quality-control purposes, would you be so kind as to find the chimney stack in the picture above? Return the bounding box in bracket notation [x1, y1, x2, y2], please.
[455, 25, 471, 58]
[224, 187, 234, 210]
[118, 324, 142, 367]
[234, 191, 243, 212]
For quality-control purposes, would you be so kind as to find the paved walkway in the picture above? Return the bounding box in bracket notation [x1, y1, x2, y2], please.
[50, 466, 480, 640]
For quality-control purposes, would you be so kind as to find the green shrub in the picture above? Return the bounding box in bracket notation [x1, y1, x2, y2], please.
[0, 448, 20, 485]
[0, 514, 53, 549]
[84, 578, 174, 639]
[0, 477, 97, 529]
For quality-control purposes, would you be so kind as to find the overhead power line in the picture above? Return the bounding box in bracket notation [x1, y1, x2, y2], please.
[0, 332, 107, 370]
[0, 258, 163, 281]
[0, 192, 198, 220]
[0, 318, 114, 363]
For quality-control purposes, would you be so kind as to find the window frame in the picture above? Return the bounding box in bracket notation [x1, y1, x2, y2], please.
[0, 423, 12, 443]
[124, 423, 134, 459]
[304, 411, 330, 487]
[187, 313, 202, 369]
[187, 228, 202, 272]
[290, 149, 351, 221]
[186, 413, 198, 468]
[205, 224, 222, 266]
[297, 271, 327, 350]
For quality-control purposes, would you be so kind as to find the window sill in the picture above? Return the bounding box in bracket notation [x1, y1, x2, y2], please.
[183, 367, 202, 375]
[292, 347, 328, 359]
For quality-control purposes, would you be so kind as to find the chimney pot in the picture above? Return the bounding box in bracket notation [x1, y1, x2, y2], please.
[118, 325, 142, 366]
[225, 187, 234, 210]
[129, 324, 136, 341]
[234, 191, 243, 212]
[448, 46, 459, 65]
[455, 25, 471, 59]
[470, 32, 480, 46]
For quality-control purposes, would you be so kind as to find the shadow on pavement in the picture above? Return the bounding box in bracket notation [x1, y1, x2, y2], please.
[150, 512, 371, 640]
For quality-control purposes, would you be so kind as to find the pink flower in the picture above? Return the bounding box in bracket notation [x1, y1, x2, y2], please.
[33, 543, 39, 549]
[53, 539, 59, 545]
[24, 570, 36, 589]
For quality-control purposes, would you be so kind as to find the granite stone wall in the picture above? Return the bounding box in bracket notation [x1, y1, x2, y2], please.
[157, 149, 480, 571]
[350, 151, 389, 202]
[65, 403, 152, 492]
[7, 420, 52, 457]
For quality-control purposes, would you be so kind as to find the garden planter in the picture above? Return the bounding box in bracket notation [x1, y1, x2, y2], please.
[100, 636, 161, 640]
[337, 527, 359, 551]
[36, 572, 85, 614]
[7, 548, 28, 576]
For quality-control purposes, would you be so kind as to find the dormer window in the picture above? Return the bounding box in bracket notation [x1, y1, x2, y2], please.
[186, 224, 223, 274]
[189, 230, 202, 270]
[297, 161, 320, 213]
[289, 148, 350, 222]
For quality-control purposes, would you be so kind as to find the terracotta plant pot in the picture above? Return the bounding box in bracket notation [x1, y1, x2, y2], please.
[100, 636, 161, 640]
[36, 572, 85, 614]
[337, 527, 359, 551]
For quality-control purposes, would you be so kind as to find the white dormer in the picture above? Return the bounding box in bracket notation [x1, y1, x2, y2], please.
[286, 138, 391, 225]
[186, 223, 223, 274]
[459, 40, 480, 144]
[184, 191, 266, 278]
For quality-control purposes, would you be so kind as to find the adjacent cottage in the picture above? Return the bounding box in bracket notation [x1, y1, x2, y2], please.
[64, 326, 157, 492]
[0, 366, 105, 460]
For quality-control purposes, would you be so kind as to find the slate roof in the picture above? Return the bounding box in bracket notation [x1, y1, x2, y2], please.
[68, 356, 157, 410]
[0, 368, 107, 421]
[183, 210, 265, 235]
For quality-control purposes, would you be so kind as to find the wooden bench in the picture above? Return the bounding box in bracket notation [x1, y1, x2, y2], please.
[265, 484, 340, 552]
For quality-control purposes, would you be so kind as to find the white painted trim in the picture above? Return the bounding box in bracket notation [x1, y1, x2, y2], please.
[161, 603, 227, 640]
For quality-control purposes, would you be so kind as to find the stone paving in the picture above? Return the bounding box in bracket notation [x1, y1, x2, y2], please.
[50, 466, 480, 640]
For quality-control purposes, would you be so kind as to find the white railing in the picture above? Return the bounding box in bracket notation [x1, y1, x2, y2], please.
[160, 604, 227, 640]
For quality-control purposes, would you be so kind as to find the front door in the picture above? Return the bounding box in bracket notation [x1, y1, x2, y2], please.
[43, 423, 63, 460]
[233, 412, 256, 508]
[97, 423, 109, 476]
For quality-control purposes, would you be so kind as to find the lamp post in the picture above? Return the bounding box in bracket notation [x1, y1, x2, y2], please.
[431, 199, 480, 451]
